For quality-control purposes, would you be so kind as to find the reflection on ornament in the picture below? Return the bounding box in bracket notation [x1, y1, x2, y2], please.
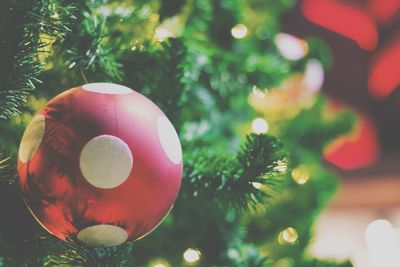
[17, 83, 183, 247]
[278, 227, 298, 245]
[291, 165, 310, 185]
[231, 24, 248, 39]
[274, 33, 308, 61]
[252, 118, 269, 134]
[183, 248, 201, 264]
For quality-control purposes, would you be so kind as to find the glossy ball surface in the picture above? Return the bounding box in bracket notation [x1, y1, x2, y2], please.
[17, 83, 183, 247]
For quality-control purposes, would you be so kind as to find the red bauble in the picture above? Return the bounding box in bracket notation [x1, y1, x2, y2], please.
[17, 83, 183, 247]
[324, 100, 380, 170]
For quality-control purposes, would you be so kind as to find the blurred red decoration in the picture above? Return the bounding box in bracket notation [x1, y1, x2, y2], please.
[365, 0, 400, 25]
[17, 83, 183, 247]
[301, 0, 378, 51]
[324, 100, 380, 170]
[368, 37, 400, 99]
[284, 0, 400, 150]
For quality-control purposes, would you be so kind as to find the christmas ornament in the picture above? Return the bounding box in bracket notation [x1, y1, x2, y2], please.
[17, 83, 183, 247]
[324, 99, 379, 170]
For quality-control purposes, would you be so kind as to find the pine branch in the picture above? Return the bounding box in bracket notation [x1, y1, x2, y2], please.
[245, 97, 356, 263]
[0, 0, 75, 119]
[52, 1, 123, 84]
[0, 150, 11, 180]
[181, 0, 293, 112]
[121, 39, 186, 126]
[182, 134, 287, 210]
[281, 96, 355, 154]
[39, 237, 135, 267]
[226, 237, 268, 267]
[159, 0, 185, 20]
[0, 211, 136, 267]
[0, 151, 46, 267]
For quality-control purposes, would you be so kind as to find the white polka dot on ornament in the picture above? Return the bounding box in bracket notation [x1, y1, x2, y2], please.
[82, 83, 133, 95]
[77, 224, 128, 247]
[157, 116, 182, 164]
[79, 135, 133, 189]
[19, 114, 46, 163]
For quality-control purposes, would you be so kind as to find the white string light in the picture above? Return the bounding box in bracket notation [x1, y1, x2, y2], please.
[231, 24, 248, 39]
[252, 118, 269, 134]
[183, 248, 201, 264]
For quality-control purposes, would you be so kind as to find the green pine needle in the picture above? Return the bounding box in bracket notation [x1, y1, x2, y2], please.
[183, 134, 287, 210]
[0, 0, 76, 119]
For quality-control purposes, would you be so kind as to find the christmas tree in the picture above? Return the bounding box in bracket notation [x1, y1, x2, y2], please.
[0, 0, 354, 266]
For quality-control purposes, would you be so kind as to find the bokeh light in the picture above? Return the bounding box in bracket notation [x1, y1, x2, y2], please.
[183, 248, 201, 264]
[155, 26, 172, 41]
[274, 33, 308, 61]
[149, 258, 171, 267]
[291, 165, 310, 185]
[365, 219, 393, 244]
[304, 59, 324, 92]
[365, 219, 400, 267]
[252, 118, 269, 134]
[252, 85, 266, 99]
[251, 182, 262, 189]
[278, 227, 298, 245]
[231, 24, 248, 39]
